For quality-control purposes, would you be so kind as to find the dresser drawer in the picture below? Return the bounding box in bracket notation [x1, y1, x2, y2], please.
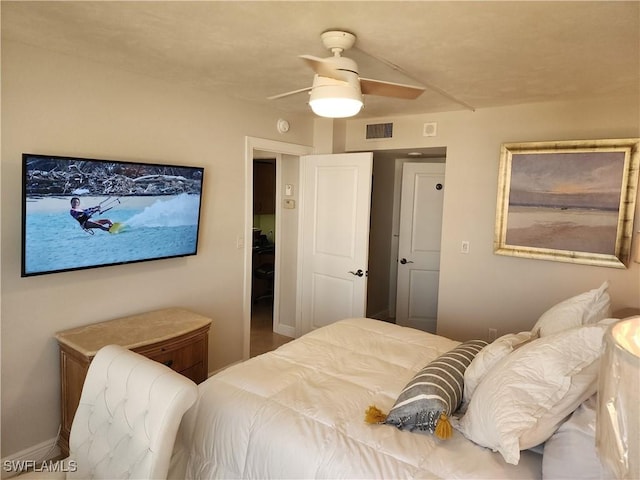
[145, 338, 205, 374]
[176, 362, 206, 384]
[132, 326, 209, 383]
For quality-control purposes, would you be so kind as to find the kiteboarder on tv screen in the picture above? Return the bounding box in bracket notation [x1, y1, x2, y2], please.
[69, 197, 114, 233]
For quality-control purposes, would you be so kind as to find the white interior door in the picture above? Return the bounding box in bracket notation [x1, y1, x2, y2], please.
[395, 163, 445, 333]
[297, 152, 373, 336]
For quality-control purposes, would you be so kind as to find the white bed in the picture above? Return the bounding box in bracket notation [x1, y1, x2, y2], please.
[169, 318, 543, 479]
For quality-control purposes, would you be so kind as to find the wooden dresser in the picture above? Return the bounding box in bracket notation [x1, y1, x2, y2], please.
[55, 307, 212, 456]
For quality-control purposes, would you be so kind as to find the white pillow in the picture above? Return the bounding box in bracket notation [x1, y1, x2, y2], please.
[454, 322, 608, 465]
[531, 281, 611, 337]
[463, 331, 533, 405]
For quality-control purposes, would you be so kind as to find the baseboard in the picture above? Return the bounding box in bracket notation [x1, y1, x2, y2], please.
[207, 359, 244, 378]
[399, 317, 436, 333]
[1, 437, 60, 479]
[368, 309, 392, 322]
[274, 322, 295, 337]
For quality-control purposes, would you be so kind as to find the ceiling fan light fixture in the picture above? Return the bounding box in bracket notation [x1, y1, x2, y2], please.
[308, 76, 363, 118]
[269, 30, 428, 113]
[310, 96, 363, 118]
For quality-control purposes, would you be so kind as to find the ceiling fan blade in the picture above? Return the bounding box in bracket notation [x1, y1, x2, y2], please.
[267, 86, 313, 101]
[299, 55, 348, 82]
[360, 78, 425, 99]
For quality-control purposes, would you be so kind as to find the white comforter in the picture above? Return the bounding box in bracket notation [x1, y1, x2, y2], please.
[170, 318, 542, 479]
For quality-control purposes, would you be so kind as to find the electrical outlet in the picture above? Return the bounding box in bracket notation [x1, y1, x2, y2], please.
[488, 328, 498, 341]
[461, 240, 470, 254]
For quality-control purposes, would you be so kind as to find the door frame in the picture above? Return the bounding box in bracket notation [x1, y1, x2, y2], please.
[243, 137, 314, 359]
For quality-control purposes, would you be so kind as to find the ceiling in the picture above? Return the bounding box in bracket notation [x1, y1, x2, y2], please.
[2, 1, 639, 119]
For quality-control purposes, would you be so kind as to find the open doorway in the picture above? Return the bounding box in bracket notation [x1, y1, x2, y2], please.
[244, 138, 314, 360]
[250, 157, 291, 357]
[366, 148, 447, 324]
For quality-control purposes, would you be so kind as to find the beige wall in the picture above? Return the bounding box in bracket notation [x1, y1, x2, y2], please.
[345, 98, 640, 341]
[0, 41, 314, 457]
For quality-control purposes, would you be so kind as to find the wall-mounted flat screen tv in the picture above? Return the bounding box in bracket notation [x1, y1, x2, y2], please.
[21, 153, 204, 277]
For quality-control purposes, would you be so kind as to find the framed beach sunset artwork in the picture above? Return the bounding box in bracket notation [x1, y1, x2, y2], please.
[494, 139, 639, 268]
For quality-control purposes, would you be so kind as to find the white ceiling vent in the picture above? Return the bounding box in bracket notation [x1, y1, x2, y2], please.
[366, 122, 393, 139]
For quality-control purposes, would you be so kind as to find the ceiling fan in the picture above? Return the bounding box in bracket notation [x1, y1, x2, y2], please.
[268, 30, 426, 118]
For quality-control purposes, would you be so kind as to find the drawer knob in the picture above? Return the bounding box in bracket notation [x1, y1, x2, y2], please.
[163, 359, 174, 368]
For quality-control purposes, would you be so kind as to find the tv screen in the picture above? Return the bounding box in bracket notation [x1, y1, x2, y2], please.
[21, 153, 204, 277]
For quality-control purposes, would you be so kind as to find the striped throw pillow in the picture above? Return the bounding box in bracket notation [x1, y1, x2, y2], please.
[384, 340, 487, 435]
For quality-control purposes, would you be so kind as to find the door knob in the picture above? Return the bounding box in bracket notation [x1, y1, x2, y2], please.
[348, 269, 364, 277]
[400, 258, 414, 264]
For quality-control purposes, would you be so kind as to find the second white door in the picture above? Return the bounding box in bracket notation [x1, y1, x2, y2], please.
[395, 162, 445, 333]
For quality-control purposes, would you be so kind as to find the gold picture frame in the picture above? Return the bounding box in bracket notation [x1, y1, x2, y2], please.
[494, 138, 640, 268]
